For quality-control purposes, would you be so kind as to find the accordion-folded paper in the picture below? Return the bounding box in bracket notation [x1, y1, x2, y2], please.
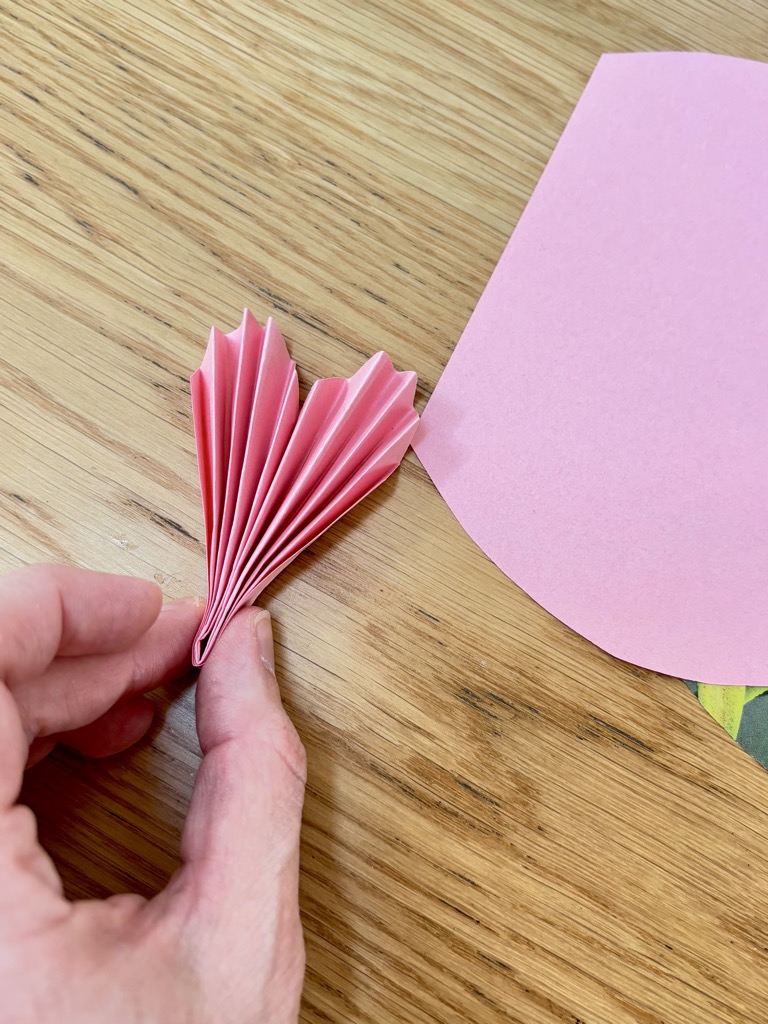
[190, 309, 419, 666]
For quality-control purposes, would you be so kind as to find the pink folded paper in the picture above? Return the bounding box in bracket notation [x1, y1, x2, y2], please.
[416, 52, 768, 688]
[191, 310, 419, 666]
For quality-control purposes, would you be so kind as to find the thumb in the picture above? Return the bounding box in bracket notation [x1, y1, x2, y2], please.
[158, 609, 306, 1013]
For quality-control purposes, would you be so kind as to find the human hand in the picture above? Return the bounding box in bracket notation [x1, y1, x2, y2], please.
[0, 565, 306, 1023]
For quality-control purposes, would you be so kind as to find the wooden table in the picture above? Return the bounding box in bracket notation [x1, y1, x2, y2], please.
[3, 2, 767, 1021]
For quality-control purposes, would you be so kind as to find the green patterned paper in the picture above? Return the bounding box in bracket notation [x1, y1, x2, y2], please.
[686, 682, 768, 768]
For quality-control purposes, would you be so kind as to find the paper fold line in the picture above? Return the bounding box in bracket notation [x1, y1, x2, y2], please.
[191, 309, 419, 666]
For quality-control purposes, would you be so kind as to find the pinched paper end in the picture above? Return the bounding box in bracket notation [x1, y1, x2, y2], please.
[191, 309, 419, 666]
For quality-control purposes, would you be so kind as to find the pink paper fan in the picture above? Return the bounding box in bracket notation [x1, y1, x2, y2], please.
[190, 309, 419, 665]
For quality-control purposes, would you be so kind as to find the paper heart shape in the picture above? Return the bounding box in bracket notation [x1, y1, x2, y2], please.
[191, 310, 419, 665]
[416, 52, 768, 688]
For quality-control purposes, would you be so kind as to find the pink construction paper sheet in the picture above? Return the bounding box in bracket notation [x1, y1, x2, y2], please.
[415, 52, 768, 687]
[191, 310, 419, 665]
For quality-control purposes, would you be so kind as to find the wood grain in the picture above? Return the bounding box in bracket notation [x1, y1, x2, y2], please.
[3, 1, 768, 1021]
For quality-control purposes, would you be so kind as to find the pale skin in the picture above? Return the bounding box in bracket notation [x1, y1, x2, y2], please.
[0, 564, 306, 1024]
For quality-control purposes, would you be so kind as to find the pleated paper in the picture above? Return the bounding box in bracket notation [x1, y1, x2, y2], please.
[191, 310, 419, 665]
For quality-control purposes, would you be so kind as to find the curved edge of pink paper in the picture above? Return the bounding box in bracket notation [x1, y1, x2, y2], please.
[414, 437, 753, 687]
[413, 51, 768, 689]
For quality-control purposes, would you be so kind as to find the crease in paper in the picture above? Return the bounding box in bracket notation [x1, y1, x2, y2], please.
[191, 309, 419, 665]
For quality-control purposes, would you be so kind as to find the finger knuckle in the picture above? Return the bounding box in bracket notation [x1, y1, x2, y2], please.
[0, 805, 50, 879]
[4, 804, 38, 846]
[269, 716, 307, 787]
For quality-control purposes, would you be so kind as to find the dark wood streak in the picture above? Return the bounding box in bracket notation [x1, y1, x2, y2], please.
[127, 498, 201, 547]
[588, 716, 655, 754]
[0, 358, 195, 497]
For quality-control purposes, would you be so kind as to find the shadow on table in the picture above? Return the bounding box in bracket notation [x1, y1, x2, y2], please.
[20, 678, 197, 901]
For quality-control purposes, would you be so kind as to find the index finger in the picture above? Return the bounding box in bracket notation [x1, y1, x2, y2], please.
[0, 564, 162, 686]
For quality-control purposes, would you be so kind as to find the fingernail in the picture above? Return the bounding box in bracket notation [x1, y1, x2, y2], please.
[250, 609, 275, 674]
[161, 595, 206, 613]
